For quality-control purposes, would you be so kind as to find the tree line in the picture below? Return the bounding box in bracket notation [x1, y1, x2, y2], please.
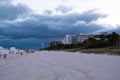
[43, 32, 120, 50]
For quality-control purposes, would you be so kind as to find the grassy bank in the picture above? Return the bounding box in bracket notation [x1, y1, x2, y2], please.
[43, 46, 120, 55]
[81, 49, 120, 55]
[60, 46, 120, 55]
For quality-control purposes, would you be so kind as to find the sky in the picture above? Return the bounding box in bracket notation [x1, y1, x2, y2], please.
[0, 0, 120, 49]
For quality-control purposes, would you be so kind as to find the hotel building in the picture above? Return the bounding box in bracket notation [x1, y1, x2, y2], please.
[63, 34, 94, 44]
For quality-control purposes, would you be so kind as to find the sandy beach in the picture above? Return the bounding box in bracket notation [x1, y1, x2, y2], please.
[0, 51, 120, 80]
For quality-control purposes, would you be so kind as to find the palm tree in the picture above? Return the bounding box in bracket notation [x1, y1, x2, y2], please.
[107, 32, 119, 46]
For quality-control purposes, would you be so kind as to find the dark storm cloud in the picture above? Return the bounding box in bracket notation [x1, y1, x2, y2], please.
[0, 0, 108, 40]
[0, 1, 119, 49]
[0, 0, 31, 20]
[0, 9, 108, 40]
[0, 0, 114, 49]
[55, 5, 72, 13]
[78, 10, 107, 23]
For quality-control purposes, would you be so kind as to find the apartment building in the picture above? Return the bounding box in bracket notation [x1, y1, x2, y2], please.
[50, 40, 63, 47]
[63, 34, 94, 44]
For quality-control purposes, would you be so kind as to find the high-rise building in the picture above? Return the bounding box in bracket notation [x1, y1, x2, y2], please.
[63, 34, 94, 44]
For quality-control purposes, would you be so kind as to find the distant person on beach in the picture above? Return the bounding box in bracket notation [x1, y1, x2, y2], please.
[16, 48, 19, 54]
[19, 50, 23, 55]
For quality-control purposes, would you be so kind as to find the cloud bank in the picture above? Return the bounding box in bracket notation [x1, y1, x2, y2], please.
[0, 0, 31, 21]
[0, 9, 107, 40]
[0, 1, 119, 49]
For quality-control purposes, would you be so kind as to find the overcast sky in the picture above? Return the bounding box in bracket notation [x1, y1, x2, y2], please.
[0, 0, 120, 49]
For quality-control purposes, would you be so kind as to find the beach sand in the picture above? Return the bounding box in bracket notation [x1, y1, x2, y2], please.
[0, 51, 120, 80]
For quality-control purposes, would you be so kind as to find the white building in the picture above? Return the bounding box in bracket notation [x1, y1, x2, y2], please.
[9, 47, 17, 54]
[63, 34, 94, 44]
[0, 47, 9, 55]
[0, 47, 5, 55]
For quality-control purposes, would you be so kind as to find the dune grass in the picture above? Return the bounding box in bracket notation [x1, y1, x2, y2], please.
[80, 46, 120, 55]
[60, 46, 120, 55]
